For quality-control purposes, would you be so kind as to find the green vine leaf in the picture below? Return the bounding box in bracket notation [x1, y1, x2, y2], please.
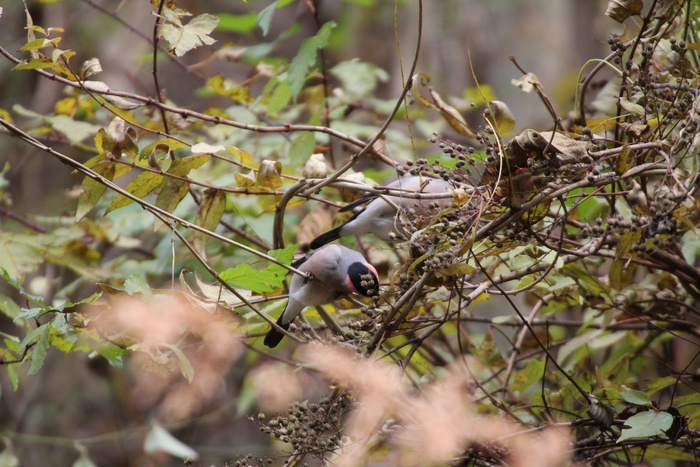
[620, 389, 653, 407]
[105, 171, 165, 215]
[287, 21, 336, 98]
[155, 154, 211, 216]
[28, 324, 51, 376]
[220, 244, 296, 293]
[76, 159, 115, 220]
[618, 411, 673, 443]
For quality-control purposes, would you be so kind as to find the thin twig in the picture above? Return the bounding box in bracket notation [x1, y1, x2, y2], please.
[152, 0, 170, 134]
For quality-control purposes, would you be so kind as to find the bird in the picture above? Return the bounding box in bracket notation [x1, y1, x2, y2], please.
[263, 244, 379, 348]
[309, 176, 453, 249]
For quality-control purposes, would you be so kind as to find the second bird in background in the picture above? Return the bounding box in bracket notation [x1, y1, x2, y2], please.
[310, 176, 454, 249]
[263, 244, 379, 348]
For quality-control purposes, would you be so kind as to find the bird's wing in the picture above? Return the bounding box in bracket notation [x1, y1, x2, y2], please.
[277, 297, 306, 326]
[338, 192, 377, 213]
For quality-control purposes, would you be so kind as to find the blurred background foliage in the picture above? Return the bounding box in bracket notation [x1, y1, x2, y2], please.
[4, 0, 700, 466]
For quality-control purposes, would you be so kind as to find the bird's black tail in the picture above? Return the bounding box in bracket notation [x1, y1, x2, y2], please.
[309, 225, 343, 249]
[263, 316, 291, 348]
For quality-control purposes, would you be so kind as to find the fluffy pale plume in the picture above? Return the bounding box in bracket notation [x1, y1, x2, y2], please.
[396, 365, 476, 465]
[301, 343, 408, 465]
[301, 346, 571, 466]
[249, 362, 307, 413]
[87, 293, 242, 422]
[508, 426, 571, 467]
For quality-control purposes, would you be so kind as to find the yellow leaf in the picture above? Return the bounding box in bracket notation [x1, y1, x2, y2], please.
[54, 97, 76, 116]
[229, 145, 256, 167]
[257, 160, 283, 189]
[235, 171, 256, 187]
[429, 87, 475, 136]
[194, 189, 226, 257]
[410, 72, 433, 107]
[485, 100, 515, 134]
[76, 160, 115, 221]
[614, 146, 632, 175]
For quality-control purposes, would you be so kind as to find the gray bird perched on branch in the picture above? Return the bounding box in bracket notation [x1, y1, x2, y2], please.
[263, 244, 379, 348]
[309, 176, 453, 249]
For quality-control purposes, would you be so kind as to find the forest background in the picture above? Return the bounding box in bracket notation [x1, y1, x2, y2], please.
[1, 0, 699, 466]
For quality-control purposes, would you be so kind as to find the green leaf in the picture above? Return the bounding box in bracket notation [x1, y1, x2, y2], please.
[15, 306, 51, 321]
[287, 21, 336, 97]
[215, 12, 258, 33]
[618, 97, 645, 117]
[48, 115, 100, 144]
[266, 79, 293, 114]
[144, 421, 199, 460]
[331, 59, 388, 98]
[6, 364, 19, 391]
[19, 37, 61, 52]
[614, 146, 632, 175]
[620, 389, 653, 407]
[124, 274, 151, 296]
[511, 358, 544, 393]
[0, 293, 21, 320]
[105, 171, 165, 215]
[236, 378, 259, 417]
[13, 57, 54, 71]
[220, 264, 279, 293]
[617, 411, 673, 443]
[51, 313, 96, 354]
[161, 10, 220, 57]
[609, 260, 637, 291]
[28, 324, 51, 376]
[0, 235, 53, 283]
[257, 1, 278, 36]
[154, 154, 210, 215]
[290, 132, 316, 167]
[76, 159, 115, 221]
[616, 230, 643, 259]
[168, 154, 211, 176]
[634, 445, 699, 461]
[558, 329, 603, 366]
[155, 179, 189, 214]
[563, 263, 611, 297]
[220, 245, 296, 293]
[194, 189, 226, 256]
[94, 345, 126, 368]
[644, 376, 677, 396]
[268, 244, 298, 269]
[0, 269, 45, 305]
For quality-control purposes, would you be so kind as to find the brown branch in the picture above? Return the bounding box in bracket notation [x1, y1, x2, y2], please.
[152, 0, 170, 134]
